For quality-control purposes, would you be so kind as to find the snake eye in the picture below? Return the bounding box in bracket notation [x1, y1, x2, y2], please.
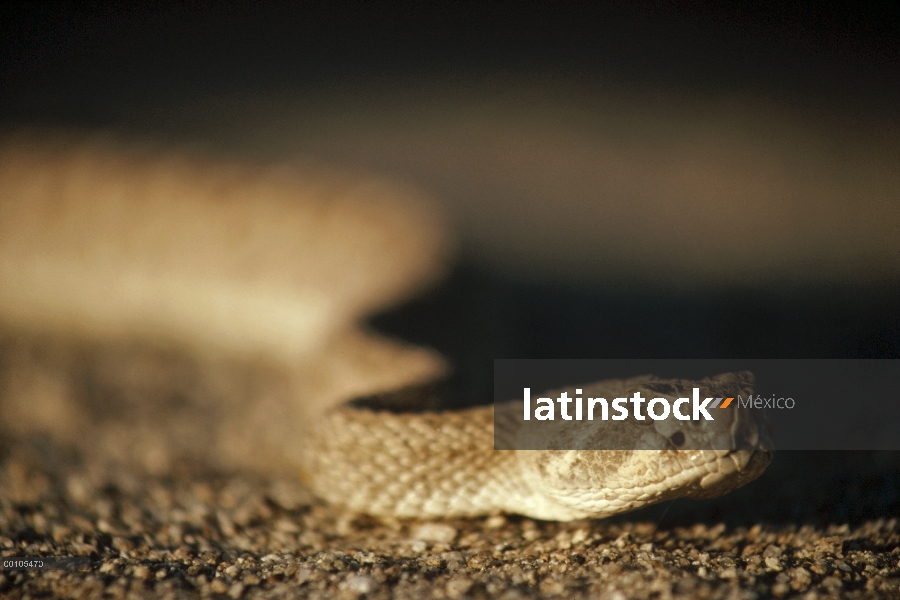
[670, 431, 686, 447]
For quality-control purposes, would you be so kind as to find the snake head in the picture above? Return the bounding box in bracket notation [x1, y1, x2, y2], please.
[511, 372, 774, 520]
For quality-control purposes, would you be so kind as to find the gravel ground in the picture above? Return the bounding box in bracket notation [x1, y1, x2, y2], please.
[1, 434, 899, 599]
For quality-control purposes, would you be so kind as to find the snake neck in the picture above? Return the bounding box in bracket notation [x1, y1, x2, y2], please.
[300, 404, 527, 518]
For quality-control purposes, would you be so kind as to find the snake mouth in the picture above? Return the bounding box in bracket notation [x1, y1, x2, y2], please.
[708, 397, 775, 491]
[697, 446, 774, 495]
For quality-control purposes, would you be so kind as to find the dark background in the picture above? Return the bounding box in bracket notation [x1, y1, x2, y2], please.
[2, 1, 900, 122]
[2, 1, 899, 525]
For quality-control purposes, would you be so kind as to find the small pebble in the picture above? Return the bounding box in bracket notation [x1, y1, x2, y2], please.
[412, 523, 457, 543]
[765, 557, 783, 571]
[131, 565, 150, 579]
[341, 574, 378, 595]
[446, 575, 473, 599]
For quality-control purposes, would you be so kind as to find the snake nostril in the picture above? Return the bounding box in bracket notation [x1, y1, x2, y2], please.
[670, 431, 686, 447]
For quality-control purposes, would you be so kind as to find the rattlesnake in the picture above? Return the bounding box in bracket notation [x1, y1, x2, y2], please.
[0, 130, 772, 520]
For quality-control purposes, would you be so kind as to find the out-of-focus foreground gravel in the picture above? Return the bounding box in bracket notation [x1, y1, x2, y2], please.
[1, 434, 898, 600]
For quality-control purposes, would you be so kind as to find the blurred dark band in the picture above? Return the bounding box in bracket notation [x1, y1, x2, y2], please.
[495, 359, 900, 451]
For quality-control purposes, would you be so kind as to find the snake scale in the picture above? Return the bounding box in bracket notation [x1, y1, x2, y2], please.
[0, 130, 772, 520]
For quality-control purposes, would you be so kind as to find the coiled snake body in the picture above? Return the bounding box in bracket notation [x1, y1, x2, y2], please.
[0, 132, 772, 520]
